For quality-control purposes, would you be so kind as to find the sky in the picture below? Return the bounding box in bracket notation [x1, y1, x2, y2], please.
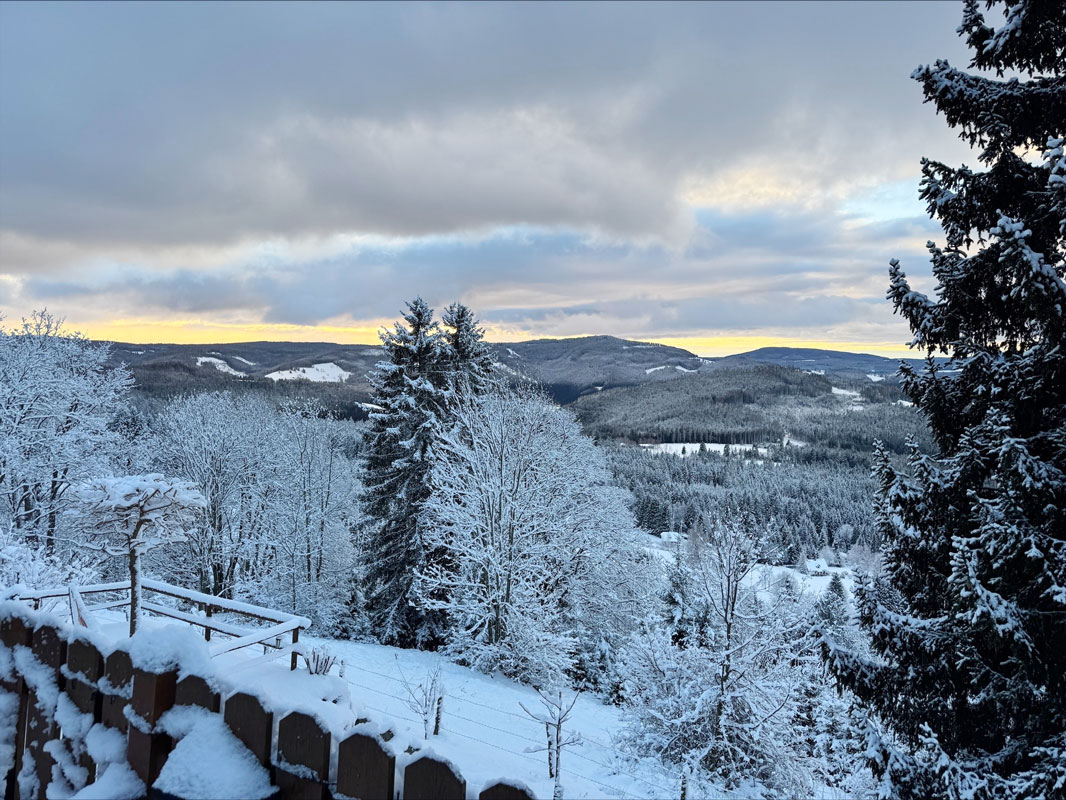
[0, 1, 980, 357]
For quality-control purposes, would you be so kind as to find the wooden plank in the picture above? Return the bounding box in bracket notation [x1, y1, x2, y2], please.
[336, 731, 395, 800]
[404, 756, 466, 800]
[209, 619, 303, 658]
[276, 711, 331, 799]
[128, 724, 173, 786]
[175, 674, 220, 712]
[142, 578, 309, 626]
[131, 667, 176, 727]
[480, 783, 537, 800]
[101, 649, 133, 733]
[140, 601, 255, 638]
[277, 711, 331, 779]
[223, 691, 274, 767]
[31, 623, 67, 674]
[69, 586, 99, 629]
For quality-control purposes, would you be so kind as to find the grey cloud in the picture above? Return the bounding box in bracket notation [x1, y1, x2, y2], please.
[15, 203, 935, 340]
[1, 1, 974, 253]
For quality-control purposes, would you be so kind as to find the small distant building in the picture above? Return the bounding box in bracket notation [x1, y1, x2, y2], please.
[805, 558, 829, 576]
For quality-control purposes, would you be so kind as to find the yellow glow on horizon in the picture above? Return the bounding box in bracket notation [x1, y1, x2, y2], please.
[72, 317, 917, 359]
[644, 335, 917, 360]
[74, 318, 390, 345]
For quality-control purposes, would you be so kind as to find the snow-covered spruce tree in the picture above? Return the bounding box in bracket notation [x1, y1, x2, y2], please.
[362, 298, 451, 647]
[821, 3, 1066, 798]
[76, 475, 206, 635]
[441, 302, 497, 398]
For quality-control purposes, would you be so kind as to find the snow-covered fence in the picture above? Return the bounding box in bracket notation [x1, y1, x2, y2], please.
[1, 604, 538, 800]
[12, 578, 310, 670]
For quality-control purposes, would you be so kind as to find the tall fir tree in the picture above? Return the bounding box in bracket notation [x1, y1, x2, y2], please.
[362, 298, 498, 647]
[362, 298, 449, 646]
[441, 302, 497, 398]
[821, 3, 1066, 799]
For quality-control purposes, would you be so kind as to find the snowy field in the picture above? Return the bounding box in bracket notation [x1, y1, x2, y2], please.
[264, 362, 352, 382]
[68, 611, 682, 800]
[640, 435, 807, 458]
[64, 585, 851, 800]
[195, 356, 246, 377]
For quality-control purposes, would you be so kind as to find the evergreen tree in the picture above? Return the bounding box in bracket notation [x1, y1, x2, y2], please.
[441, 302, 496, 397]
[822, 3, 1066, 798]
[362, 298, 449, 646]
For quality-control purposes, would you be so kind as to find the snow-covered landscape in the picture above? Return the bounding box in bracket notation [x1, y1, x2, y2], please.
[1, 1, 1063, 798]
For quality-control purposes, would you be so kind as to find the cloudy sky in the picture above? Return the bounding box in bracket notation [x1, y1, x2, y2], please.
[0, 1, 978, 356]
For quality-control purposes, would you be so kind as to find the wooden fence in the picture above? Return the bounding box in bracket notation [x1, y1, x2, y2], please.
[1, 609, 536, 800]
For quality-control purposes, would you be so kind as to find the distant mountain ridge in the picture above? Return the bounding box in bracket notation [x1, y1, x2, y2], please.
[103, 335, 923, 404]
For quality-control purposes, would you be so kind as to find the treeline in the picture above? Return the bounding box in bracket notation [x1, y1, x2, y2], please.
[606, 443, 878, 561]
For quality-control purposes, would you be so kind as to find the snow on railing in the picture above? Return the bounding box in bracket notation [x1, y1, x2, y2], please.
[11, 578, 311, 670]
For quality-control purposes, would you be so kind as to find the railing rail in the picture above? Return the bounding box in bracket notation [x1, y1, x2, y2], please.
[13, 578, 310, 669]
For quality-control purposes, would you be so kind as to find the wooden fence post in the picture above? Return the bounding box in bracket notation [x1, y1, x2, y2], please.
[100, 648, 133, 733]
[479, 782, 537, 800]
[336, 730, 395, 800]
[24, 623, 67, 798]
[1, 614, 31, 800]
[174, 673, 220, 713]
[290, 628, 299, 671]
[127, 666, 178, 785]
[275, 711, 331, 799]
[404, 755, 466, 800]
[64, 636, 105, 783]
[223, 691, 274, 769]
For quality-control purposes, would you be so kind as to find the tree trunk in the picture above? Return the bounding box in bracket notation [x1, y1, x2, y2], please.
[129, 546, 141, 636]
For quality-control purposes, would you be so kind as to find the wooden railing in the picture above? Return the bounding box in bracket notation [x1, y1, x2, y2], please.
[13, 578, 310, 670]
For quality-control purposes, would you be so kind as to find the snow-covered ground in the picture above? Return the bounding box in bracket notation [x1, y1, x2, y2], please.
[641, 442, 765, 457]
[265, 363, 352, 383]
[195, 357, 246, 377]
[831, 386, 865, 411]
[865, 374, 884, 383]
[63, 610, 683, 800]
[641, 434, 806, 458]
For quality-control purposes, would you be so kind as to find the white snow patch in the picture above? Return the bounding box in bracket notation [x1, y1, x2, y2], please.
[231, 356, 257, 366]
[674, 365, 697, 373]
[505, 348, 522, 359]
[155, 706, 274, 800]
[804, 369, 826, 375]
[866, 373, 885, 382]
[265, 362, 351, 383]
[641, 442, 765, 458]
[71, 763, 144, 800]
[831, 387, 861, 398]
[196, 357, 246, 377]
[896, 400, 915, 407]
[644, 365, 667, 374]
[0, 690, 16, 778]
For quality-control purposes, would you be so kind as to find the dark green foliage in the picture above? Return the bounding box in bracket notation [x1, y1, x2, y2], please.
[362, 298, 450, 647]
[606, 444, 879, 560]
[823, 4, 1066, 797]
[361, 299, 496, 648]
